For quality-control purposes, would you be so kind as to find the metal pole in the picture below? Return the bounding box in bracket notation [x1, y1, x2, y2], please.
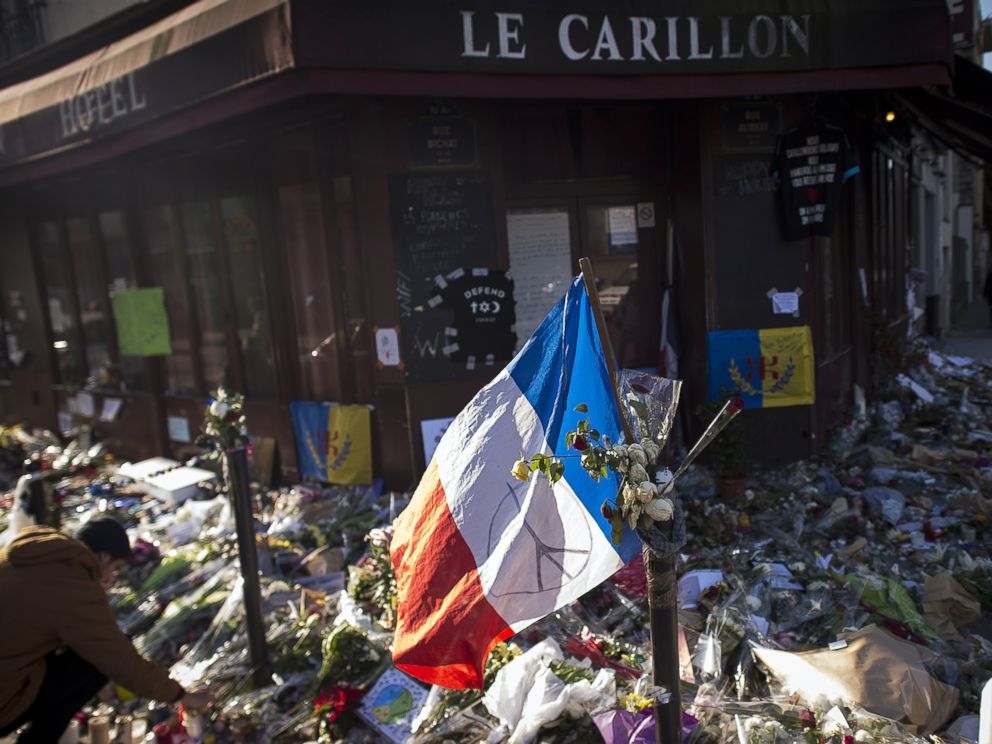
[224, 447, 271, 687]
[578, 257, 681, 744]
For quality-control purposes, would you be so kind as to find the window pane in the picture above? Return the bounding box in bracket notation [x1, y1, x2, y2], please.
[180, 200, 229, 391]
[143, 203, 197, 393]
[279, 181, 338, 400]
[585, 203, 644, 368]
[65, 216, 114, 386]
[98, 210, 148, 391]
[220, 195, 274, 396]
[37, 221, 83, 385]
[274, 127, 341, 401]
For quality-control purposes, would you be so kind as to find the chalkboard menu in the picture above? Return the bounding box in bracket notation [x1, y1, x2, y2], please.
[389, 172, 501, 382]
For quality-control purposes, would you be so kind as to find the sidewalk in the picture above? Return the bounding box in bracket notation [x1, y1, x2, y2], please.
[941, 300, 992, 361]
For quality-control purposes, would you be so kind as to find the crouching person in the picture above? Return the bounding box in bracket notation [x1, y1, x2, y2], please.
[0, 518, 212, 742]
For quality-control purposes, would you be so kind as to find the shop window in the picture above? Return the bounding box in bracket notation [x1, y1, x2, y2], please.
[584, 202, 649, 369]
[816, 188, 854, 360]
[274, 127, 342, 401]
[180, 199, 229, 391]
[36, 220, 83, 386]
[871, 149, 909, 322]
[140, 160, 198, 393]
[66, 216, 114, 386]
[98, 209, 148, 390]
[213, 140, 275, 397]
[506, 206, 574, 351]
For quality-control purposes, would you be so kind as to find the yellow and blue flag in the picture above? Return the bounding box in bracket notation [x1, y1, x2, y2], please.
[326, 404, 373, 485]
[707, 325, 815, 409]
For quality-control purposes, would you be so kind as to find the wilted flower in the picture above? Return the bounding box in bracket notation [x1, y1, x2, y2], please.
[628, 463, 649, 483]
[572, 434, 589, 451]
[636, 481, 656, 503]
[511, 459, 531, 481]
[644, 498, 674, 521]
[627, 444, 648, 466]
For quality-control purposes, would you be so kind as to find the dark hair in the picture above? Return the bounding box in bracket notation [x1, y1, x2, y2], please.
[75, 518, 131, 561]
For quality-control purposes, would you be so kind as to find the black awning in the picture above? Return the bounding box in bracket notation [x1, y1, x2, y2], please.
[0, 0, 954, 175]
[0, 0, 293, 168]
[899, 56, 992, 164]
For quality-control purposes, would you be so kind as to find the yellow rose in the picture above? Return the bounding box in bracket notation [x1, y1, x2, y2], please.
[511, 459, 531, 481]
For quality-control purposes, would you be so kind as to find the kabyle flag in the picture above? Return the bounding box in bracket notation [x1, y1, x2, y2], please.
[390, 275, 642, 689]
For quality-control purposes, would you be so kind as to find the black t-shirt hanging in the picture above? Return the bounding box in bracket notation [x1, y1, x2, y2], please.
[776, 123, 859, 241]
[427, 267, 516, 368]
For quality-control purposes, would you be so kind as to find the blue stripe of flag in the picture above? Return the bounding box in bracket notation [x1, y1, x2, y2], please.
[507, 276, 641, 562]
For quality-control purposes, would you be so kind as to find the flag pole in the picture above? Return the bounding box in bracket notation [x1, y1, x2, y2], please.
[579, 258, 634, 442]
[578, 258, 681, 744]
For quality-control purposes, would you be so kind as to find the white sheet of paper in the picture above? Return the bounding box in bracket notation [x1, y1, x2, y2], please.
[420, 417, 455, 465]
[896, 374, 935, 403]
[100, 398, 123, 422]
[167, 415, 191, 443]
[507, 210, 572, 350]
[771, 291, 799, 315]
[76, 392, 95, 418]
[677, 569, 724, 609]
[375, 327, 401, 366]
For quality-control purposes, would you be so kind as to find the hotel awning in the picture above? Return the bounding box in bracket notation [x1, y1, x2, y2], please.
[0, 0, 953, 181]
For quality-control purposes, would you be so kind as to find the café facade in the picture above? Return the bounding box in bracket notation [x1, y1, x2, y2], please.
[0, 0, 963, 485]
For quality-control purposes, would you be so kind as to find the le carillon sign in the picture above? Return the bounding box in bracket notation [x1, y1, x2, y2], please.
[0, 0, 950, 168]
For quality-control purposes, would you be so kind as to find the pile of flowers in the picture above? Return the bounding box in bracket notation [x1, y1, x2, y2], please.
[197, 387, 249, 453]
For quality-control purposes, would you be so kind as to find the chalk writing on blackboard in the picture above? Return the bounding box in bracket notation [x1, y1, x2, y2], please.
[389, 172, 499, 382]
[712, 156, 779, 199]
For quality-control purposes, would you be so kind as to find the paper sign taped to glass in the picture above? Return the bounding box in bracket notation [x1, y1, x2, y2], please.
[111, 287, 172, 357]
[707, 325, 814, 409]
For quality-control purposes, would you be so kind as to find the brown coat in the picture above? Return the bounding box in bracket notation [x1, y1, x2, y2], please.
[0, 527, 183, 728]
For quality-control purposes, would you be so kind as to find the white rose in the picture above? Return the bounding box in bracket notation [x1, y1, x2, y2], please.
[627, 444, 648, 466]
[853, 731, 874, 743]
[644, 498, 674, 522]
[636, 481, 656, 503]
[210, 401, 229, 418]
[628, 463, 649, 484]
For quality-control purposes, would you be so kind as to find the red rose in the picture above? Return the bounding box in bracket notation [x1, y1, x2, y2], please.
[572, 435, 588, 451]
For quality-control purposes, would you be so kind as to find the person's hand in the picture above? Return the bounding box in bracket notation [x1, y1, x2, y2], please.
[180, 689, 214, 711]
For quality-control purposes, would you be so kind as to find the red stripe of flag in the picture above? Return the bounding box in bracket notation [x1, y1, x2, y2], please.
[391, 461, 513, 688]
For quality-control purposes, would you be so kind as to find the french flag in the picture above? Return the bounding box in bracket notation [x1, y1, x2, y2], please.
[390, 276, 642, 689]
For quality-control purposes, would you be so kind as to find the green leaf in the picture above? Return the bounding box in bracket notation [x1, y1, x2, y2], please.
[529, 460, 540, 472]
[599, 465, 608, 479]
[578, 419, 589, 434]
[565, 431, 575, 447]
[574, 403, 589, 413]
[629, 399, 650, 423]
[589, 429, 600, 441]
[538, 457, 548, 474]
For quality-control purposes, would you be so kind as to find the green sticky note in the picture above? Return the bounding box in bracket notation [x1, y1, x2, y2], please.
[112, 287, 172, 357]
